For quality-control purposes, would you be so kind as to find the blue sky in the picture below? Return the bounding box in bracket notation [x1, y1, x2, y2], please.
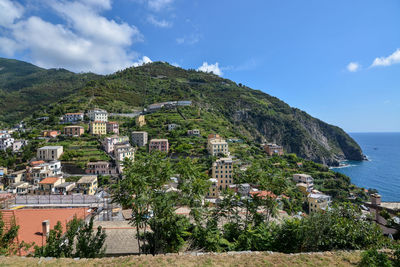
[0, 0, 399, 132]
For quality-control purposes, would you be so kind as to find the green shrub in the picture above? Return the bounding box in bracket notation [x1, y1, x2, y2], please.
[359, 249, 392, 267]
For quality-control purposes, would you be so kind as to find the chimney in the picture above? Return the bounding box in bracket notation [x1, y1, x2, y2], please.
[42, 220, 50, 237]
[371, 193, 381, 206]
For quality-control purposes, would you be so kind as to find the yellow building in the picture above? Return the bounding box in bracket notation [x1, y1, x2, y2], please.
[308, 193, 331, 213]
[89, 121, 107, 135]
[207, 178, 219, 198]
[207, 136, 229, 156]
[75, 175, 98, 195]
[212, 157, 234, 191]
[135, 115, 146, 127]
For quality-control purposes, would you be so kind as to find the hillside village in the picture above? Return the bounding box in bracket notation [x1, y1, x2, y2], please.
[1, 98, 398, 257]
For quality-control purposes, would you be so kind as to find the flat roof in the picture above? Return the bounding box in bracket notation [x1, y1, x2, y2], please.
[77, 176, 97, 184]
[150, 139, 168, 142]
[38, 146, 63, 149]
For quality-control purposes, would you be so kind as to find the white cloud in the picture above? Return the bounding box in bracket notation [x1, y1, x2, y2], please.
[171, 62, 180, 67]
[197, 62, 222, 76]
[0, 0, 143, 74]
[0, 0, 24, 27]
[176, 34, 201, 45]
[347, 62, 360, 72]
[133, 56, 152, 67]
[0, 37, 19, 56]
[147, 0, 174, 11]
[147, 15, 172, 28]
[371, 48, 400, 67]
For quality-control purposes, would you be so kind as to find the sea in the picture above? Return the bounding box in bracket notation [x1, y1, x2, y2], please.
[331, 132, 400, 202]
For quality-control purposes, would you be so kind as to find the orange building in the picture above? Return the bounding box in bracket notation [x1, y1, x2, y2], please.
[43, 130, 60, 138]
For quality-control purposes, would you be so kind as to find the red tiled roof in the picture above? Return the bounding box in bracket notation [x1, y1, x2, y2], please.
[38, 177, 59, 184]
[30, 161, 45, 166]
[1, 208, 90, 255]
[250, 190, 277, 199]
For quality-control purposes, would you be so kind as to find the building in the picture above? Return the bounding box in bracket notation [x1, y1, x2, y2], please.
[64, 125, 85, 137]
[308, 193, 331, 213]
[12, 139, 28, 152]
[0, 135, 14, 151]
[106, 122, 119, 134]
[167, 124, 179, 131]
[293, 174, 314, 191]
[89, 121, 107, 135]
[207, 135, 229, 156]
[62, 112, 84, 123]
[42, 130, 60, 138]
[131, 131, 148, 147]
[87, 108, 108, 122]
[38, 177, 64, 195]
[207, 178, 219, 198]
[0, 208, 90, 255]
[264, 143, 284, 156]
[135, 115, 146, 127]
[149, 139, 169, 153]
[0, 167, 7, 178]
[250, 190, 277, 200]
[212, 157, 234, 191]
[103, 135, 129, 154]
[54, 182, 76, 195]
[86, 161, 117, 175]
[3, 170, 25, 186]
[37, 146, 63, 161]
[114, 144, 135, 162]
[75, 176, 98, 195]
[187, 129, 200, 136]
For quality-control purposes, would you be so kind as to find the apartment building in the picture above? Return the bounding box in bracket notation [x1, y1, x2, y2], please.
[207, 135, 229, 156]
[62, 112, 84, 123]
[86, 161, 117, 175]
[0, 136, 14, 151]
[131, 131, 148, 147]
[64, 125, 85, 137]
[264, 143, 284, 156]
[87, 108, 108, 122]
[89, 121, 107, 135]
[114, 144, 135, 162]
[308, 193, 332, 213]
[207, 178, 219, 198]
[149, 139, 169, 153]
[75, 176, 98, 195]
[38, 177, 64, 195]
[103, 135, 129, 153]
[293, 174, 314, 191]
[212, 157, 234, 190]
[37, 146, 63, 161]
[106, 122, 119, 134]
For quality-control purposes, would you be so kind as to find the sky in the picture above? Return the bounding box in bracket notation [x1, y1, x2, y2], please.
[0, 0, 399, 132]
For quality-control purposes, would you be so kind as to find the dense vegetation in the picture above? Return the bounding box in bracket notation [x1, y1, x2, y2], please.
[0, 58, 363, 165]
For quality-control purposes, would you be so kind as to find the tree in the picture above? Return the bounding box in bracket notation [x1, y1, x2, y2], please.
[0, 212, 23, 255]
[34, 217, 106, 258]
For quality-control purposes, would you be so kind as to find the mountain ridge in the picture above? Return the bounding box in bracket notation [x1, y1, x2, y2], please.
[0, 58, 364, 166]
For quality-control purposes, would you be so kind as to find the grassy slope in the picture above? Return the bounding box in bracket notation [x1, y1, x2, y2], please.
[0, 251, 361, 266]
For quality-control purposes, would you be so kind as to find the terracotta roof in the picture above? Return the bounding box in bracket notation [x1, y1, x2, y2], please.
[65, 112, 83, 115]
[250, 190, 277, 199]
[38, 177, 59, 184]
[1, 208, 90, 255]
[30, 160, 45, 166]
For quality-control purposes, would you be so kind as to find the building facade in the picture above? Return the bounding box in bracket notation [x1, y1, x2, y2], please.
[106, 122, 119, 134]
[114, 144, 135, 162]
[212, 157, 234, 191]
[135, 115, 146, 127]
[86, 161, 117, 175]
[64, 126, 85, 137]
[207, 136, 229, 156]
[87, 109, 108, 122]
[264, 143, 284, 156]
[149, 139, 169, 153]
[89, 121, 107, 135]
[308, 193, 331, 213]
[103, 136, 129, 153]
[131, 131, 148, 147]
[37, 146, 64, 161]
[62, 113, 84, 123]
[75, 176, 98, 195]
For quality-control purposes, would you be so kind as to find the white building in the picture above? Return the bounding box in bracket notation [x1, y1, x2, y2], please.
[167, 124, 179, 131]
[293, 174, 314, 190]
[87, 108, 108, 122]
[0, 136, 14, 151]
[62, 112, 84, 123]
[12, 139, 28, 152]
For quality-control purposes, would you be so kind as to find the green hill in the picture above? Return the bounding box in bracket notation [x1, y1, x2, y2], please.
[0, 59, 364, 166]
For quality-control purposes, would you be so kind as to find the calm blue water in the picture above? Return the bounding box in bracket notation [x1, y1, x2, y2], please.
[331, 132, 400, 202]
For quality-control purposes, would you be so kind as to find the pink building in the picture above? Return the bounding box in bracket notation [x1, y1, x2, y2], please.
[149, 139, 169, 153]
[106, 122, 119, 134]
[103, 136, 129, 154]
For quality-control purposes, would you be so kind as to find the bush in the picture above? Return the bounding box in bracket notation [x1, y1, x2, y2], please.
[359, 249, 392, 267]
